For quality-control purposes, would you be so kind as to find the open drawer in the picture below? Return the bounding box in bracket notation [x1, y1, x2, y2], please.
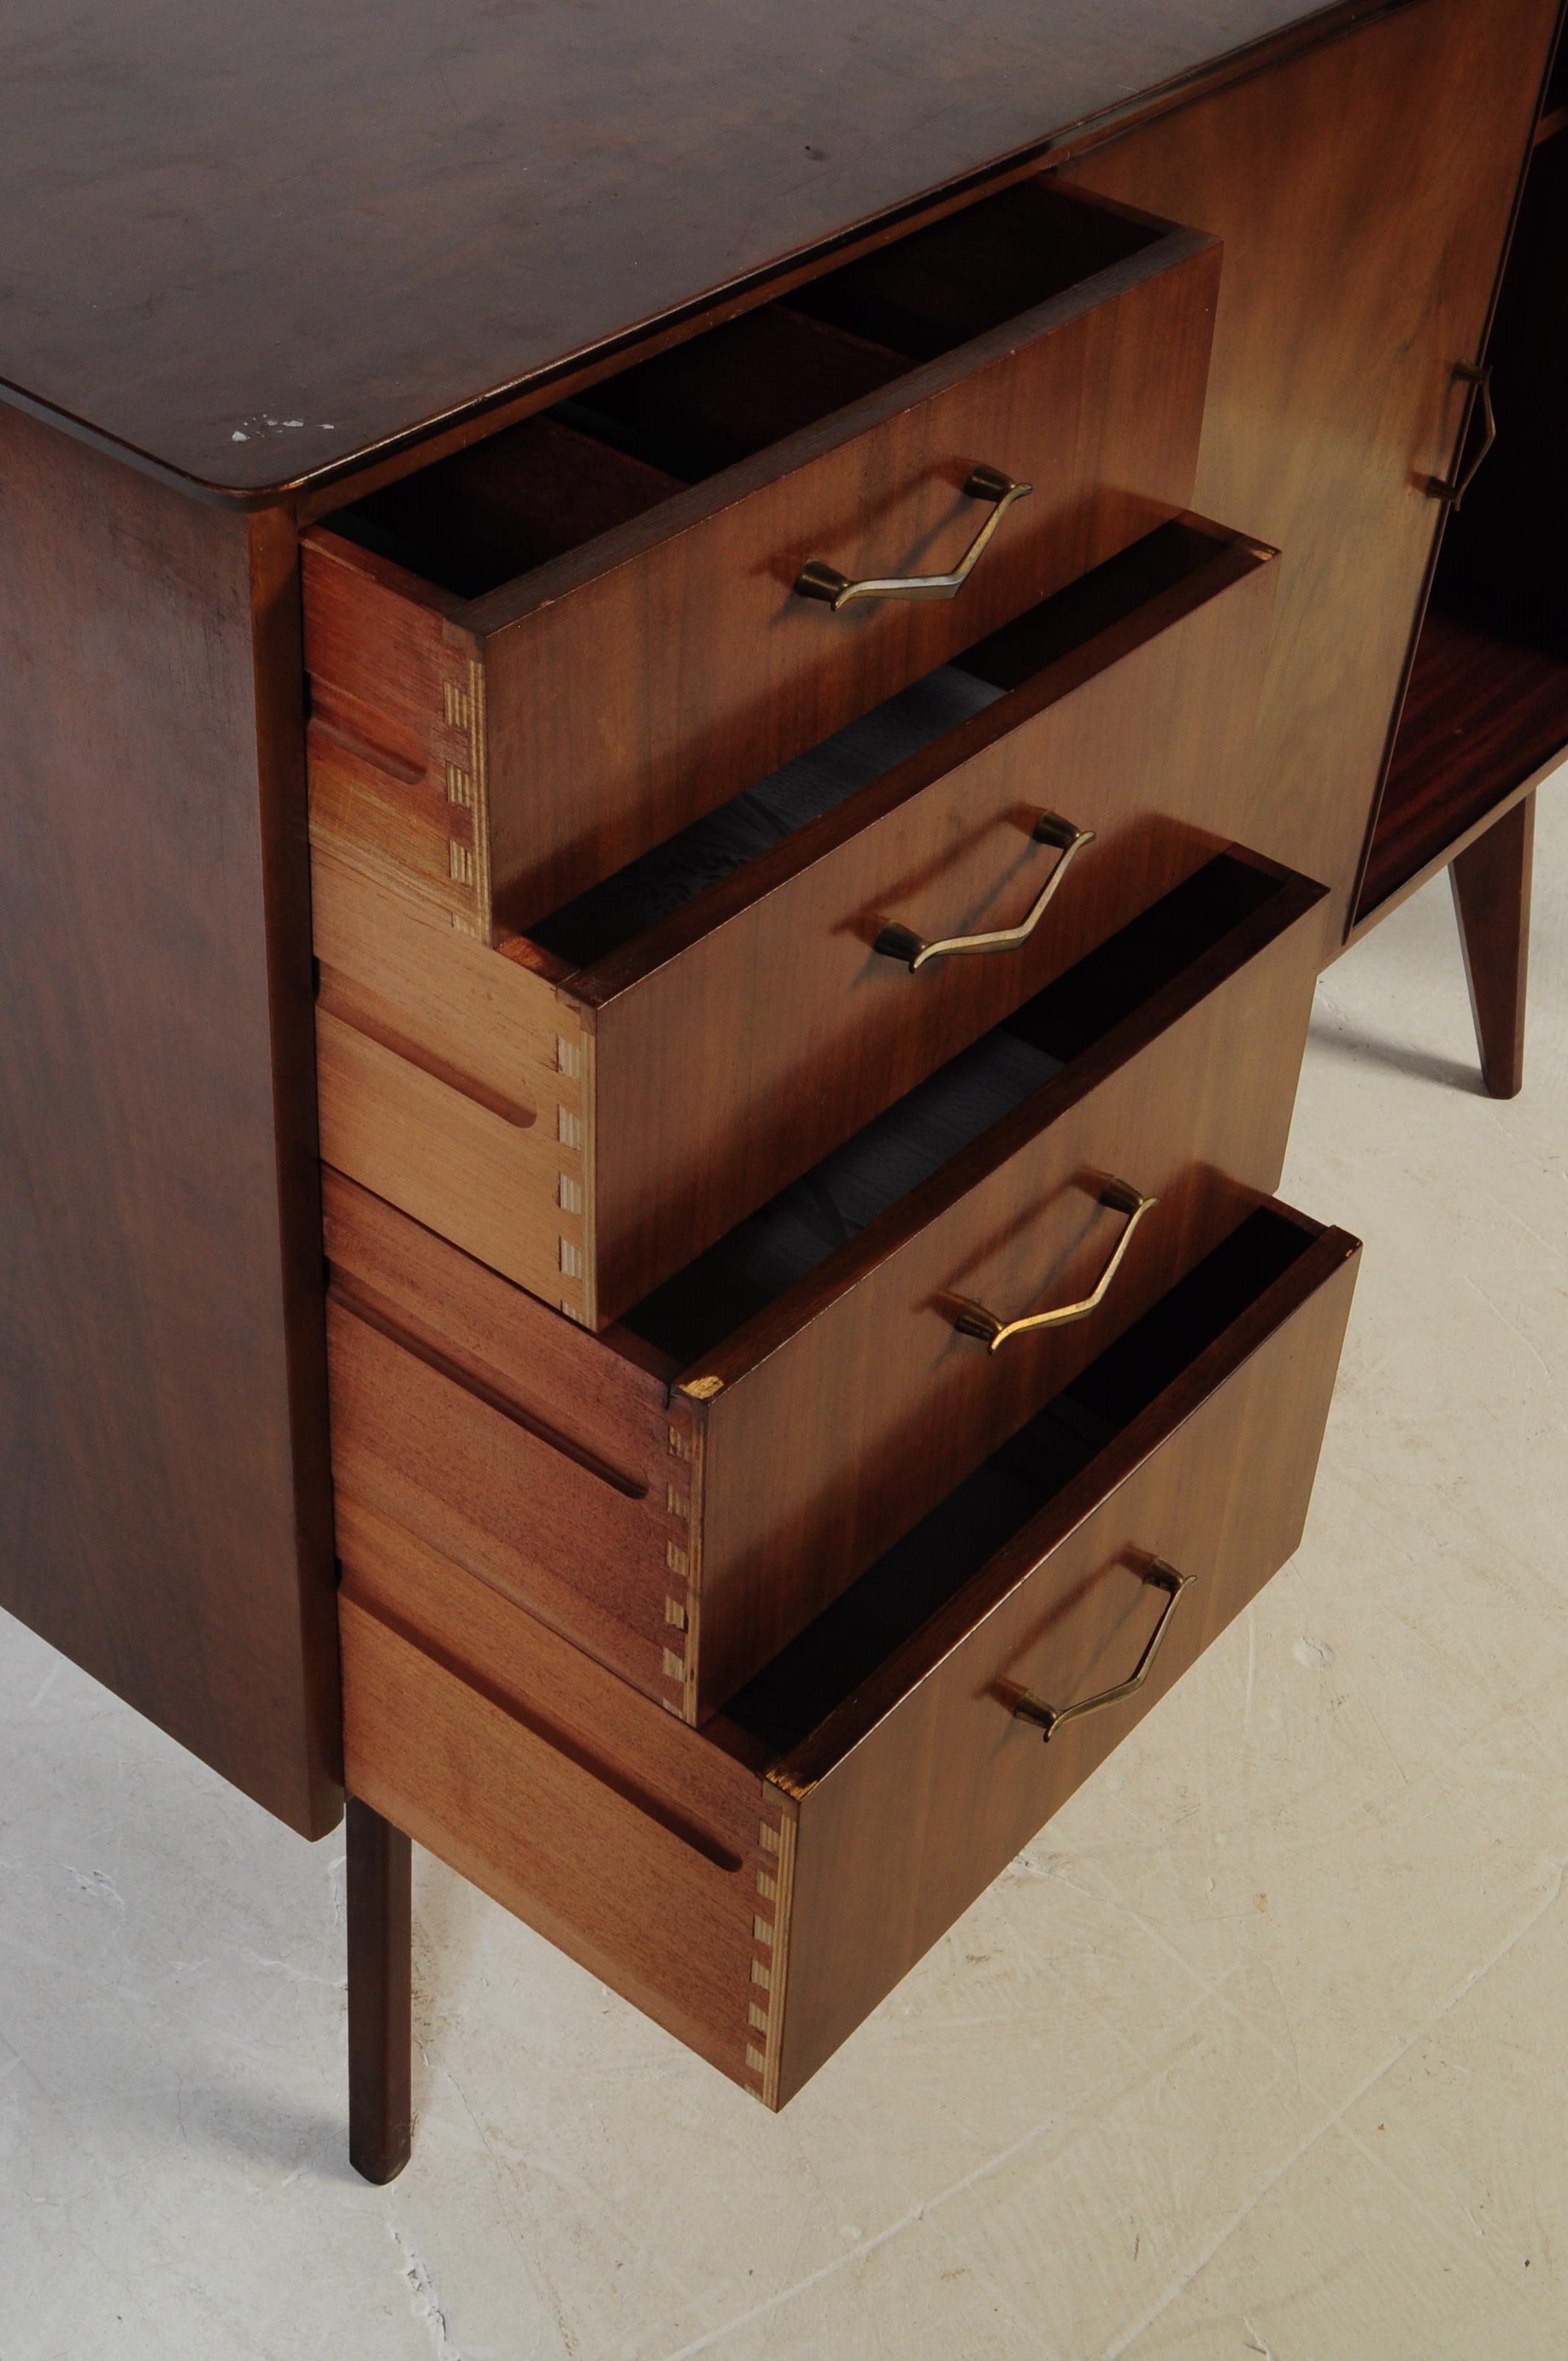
[339, 1202, 1360, 2107]
[303, 178, 1219, 940]
[324, 849, 1326, 1724]
[313, 516, 1279, 1325]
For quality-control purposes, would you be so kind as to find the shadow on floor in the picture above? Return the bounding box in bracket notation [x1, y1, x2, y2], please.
[1305, 1015, 1483, 1095]
[133, 2085, 366, 2185]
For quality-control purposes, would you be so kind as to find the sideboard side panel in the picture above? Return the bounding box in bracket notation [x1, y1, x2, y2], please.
[0, 402, 340, 1835]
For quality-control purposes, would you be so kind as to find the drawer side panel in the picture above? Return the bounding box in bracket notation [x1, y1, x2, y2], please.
[339, 1561, 770, 2090]
[321, 1168, 656, 1474]
[312, 855, 595, 1323]
[305, 540, 490, 937]
[327, 1298, 685, 1710]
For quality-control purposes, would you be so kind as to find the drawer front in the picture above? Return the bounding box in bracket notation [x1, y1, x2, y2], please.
[691, 859, 1324, 1709]
[305, 186, 1219, 937]
[338, 1205, 1359, 2111]
[767, 1212, 1360, 2105]
[312, 521, 1278, 1330]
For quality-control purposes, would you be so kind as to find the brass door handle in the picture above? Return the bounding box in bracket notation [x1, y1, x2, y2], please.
[1430, 361, 1497, 509]
[953, 1178, 1156, 1352]
[1013, 1560, 1194, 1742]
[794, 464, 1033, 610]
[874, 811, 1096, 972]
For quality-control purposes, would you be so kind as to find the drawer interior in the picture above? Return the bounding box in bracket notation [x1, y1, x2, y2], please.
[322, 181, 1166, 600]
[526, 661, 1003, 971]
[717, 1205, 1328, 1760]
[615, 851, 1288, 1371]
[522, 518, 1227, 976]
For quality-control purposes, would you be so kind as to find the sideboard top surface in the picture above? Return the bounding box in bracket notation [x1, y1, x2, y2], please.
[0, 0, 1398, 504]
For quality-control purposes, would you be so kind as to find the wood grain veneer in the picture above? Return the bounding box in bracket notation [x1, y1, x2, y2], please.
[587, 521, 1280, 1321]
[338, 1501, 772, 2087]
[1354, 94, 1568, 929]
[340, 1205, 1360, 2106]
[767, 1211, 1360, 2101]
[323, 852, 1326, 1723]
[0, 0, 1554, 2186]
[311, 858, 597, 1325]
[1355, 608, 1568, 918]
[1409, 117, 1568, 656]
[1062, 0, 1561, 944]
[0, 0, 1412, 501]
[312, 517, 1278, 1324]
[683, 855, 1324, 1710]
[0, 402, 339, 1836]
[1450, 794, 1536, 1100]
[302, 184, 1219, 934]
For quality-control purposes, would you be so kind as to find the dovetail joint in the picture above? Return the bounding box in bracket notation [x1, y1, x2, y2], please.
[747, 1808, 794, 2108]
[452, 659, 491, 924]
[435, 658, 490, 926]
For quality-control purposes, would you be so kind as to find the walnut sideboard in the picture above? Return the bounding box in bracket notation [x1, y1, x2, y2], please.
[1, 0, 1561, 2182]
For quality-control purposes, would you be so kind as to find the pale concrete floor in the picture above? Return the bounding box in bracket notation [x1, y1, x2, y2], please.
[4, 784, 1566, 2361]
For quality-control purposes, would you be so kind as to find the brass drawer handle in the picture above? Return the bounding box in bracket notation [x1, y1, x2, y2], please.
[1430, 361, 1497, 509]
[953, 1178, 1156, 1352]
[1014, 1560, 1194, 1742]
[874, 811, 1096, 972]
[794, 464, 1033, 610]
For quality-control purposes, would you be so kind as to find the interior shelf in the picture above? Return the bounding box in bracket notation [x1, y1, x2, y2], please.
[1357, 606, 1568, 917]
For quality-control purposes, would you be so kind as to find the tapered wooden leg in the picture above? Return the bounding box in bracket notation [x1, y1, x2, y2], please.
[1450, 792, 1536, 1100]
[346, 1795, 413, 2183]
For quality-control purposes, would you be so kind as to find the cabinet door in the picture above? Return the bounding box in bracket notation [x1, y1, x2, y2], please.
[1060, 0, 1559, 943]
